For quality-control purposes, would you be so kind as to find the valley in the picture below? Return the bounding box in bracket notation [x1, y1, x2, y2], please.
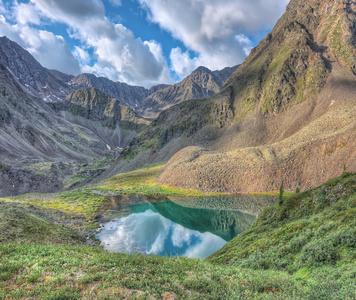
[0, 0, 355, 298]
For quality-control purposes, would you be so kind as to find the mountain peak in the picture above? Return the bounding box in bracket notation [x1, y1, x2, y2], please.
[142, 64, 239, 118]
[0, 35, 73, 102]
[222, 0, 356, 115]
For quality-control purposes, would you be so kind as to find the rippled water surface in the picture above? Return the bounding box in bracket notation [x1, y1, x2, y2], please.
[96, 195, 276, 259]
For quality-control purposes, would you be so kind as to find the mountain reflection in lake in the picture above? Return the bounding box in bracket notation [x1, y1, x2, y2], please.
[96, 195, 276, 259]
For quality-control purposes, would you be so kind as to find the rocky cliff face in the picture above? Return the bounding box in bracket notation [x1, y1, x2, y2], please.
[0, 36, 74, 102]
[70, 73, 153, 111]
[61, 88, 149, 128]
[142, 65, 238, 117]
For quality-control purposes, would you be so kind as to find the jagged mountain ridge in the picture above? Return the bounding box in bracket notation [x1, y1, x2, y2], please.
[142, 65, 239, 118]
[0, 36, 74, 102]
[0, 64, 112, 195]
[0, 35, 237, 117]
[102, 0, 356, 193]
[70, 73, 165, 111]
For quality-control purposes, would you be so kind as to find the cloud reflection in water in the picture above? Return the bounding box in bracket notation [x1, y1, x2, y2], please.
[98, 209, 226, 259]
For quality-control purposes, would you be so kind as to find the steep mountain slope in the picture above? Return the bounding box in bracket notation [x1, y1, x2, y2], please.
[0, 64, 141, 196]
[0, 36, 74, 102]
[142, 65, 238, 118]
[105, 0, 356, 192]
[55, 88, 149, 129]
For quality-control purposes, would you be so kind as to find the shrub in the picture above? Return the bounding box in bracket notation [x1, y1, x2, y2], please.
[279, 184, 284, 205]
[289, 234, 310, 253]
[300, 240, 337, 265]
[328, 229, 356, 248]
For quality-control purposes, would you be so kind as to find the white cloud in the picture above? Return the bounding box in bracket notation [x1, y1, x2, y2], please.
[98, 210, 171, 255]
[184, 233, 226, 259]
[139, 0, 289, 78]
[171, 224, 193, 248]
[15, 2, 40, 25]
[73, 46, 91, 65]
[235, 34, 253, 56]
[30, 0, 172, 87]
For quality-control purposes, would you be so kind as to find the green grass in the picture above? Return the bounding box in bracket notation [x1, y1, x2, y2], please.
[2, 164, 218, 231]
[0, 174, 355, 299]
[92, 163, 209, 198]
[0, 242, 354, 299]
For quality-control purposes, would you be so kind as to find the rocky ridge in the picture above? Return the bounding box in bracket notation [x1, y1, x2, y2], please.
[142, 65, 238, 118]
[0, 36, 74, 102]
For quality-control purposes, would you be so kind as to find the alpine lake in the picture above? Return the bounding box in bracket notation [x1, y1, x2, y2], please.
[95, 195, 277, 259]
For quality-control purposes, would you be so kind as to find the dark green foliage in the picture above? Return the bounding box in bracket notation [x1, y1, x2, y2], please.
[296, 187, 300, 193]
[300, 240, 338, 265]
[279, 184, 284, 205]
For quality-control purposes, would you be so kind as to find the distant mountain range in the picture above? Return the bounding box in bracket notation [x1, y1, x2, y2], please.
[0, 35, 237, 196]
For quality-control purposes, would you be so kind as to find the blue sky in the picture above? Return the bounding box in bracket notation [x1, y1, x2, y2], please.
[0, 0, 289, 87]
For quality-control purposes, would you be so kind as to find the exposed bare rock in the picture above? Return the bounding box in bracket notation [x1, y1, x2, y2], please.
[0, 36, 74, 102]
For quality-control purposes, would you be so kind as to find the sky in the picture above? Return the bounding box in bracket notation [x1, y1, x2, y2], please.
[0, 0, 290, 88]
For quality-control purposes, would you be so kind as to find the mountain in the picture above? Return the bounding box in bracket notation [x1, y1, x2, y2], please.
[0, 36, 74, 102]
[106, 0, 356, 192]
[142, 65, 238, 118]
[70, 73, 153, 111]
[59, 87, 149, 128]
[0, 70, 147, 196]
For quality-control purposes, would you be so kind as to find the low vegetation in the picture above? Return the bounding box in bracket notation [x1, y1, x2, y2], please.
[0, 172, 354, 299]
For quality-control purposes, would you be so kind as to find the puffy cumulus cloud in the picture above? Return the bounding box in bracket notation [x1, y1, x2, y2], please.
[0, 16, 24, 45]
[23, 29, 81, 74]
[31, 0, 172, 87]
[184, 233, 226, 259]
[99, 210, 172, 255]
[140, 0, 289, 78]
[30, 0, 105, 23]
[170, 32, 252, 79]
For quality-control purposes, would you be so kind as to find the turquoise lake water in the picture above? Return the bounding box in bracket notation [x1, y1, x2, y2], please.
[96, 195, 276, 259]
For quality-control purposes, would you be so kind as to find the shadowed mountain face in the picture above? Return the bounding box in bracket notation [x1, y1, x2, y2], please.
[105, 0, 356, 193]
[0, 34, 240, 196]
[70, 73, 155, 111]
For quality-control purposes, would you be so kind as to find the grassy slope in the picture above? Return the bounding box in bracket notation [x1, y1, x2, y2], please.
[0, 164, 215, 232]
[0, 174, 355, 299]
